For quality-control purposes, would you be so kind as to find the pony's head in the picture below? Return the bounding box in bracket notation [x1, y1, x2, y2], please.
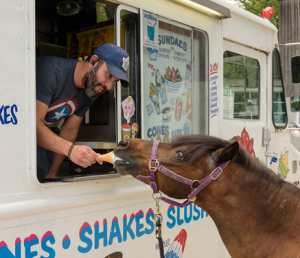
[114, 135, 239, 200]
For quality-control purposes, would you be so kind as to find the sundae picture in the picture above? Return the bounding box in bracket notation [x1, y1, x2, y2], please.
[155, 73, 167, 104]
[164, 66, 183, 93]
[149, 83, 160, 114]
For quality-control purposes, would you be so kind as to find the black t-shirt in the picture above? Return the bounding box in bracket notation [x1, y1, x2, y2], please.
[36, 56, 94, 125]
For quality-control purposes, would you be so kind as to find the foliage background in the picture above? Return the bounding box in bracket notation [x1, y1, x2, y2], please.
[230, 0, 279, 28]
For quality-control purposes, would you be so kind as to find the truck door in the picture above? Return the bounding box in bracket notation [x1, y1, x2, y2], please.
[222, 40, 267, 162]
[115, 5, 140, 143]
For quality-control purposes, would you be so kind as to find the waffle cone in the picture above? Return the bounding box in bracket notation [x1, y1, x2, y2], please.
[99, 151, 114, 164]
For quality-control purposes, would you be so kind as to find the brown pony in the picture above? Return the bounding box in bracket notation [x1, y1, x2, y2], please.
[114, 135, 300, 258]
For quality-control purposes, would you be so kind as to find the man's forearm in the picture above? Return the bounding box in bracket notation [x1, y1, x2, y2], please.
[47, 126, 78, 177]
[37, 120, 72, 156]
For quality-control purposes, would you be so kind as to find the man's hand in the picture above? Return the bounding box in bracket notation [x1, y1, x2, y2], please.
[70, 145, 103, 168]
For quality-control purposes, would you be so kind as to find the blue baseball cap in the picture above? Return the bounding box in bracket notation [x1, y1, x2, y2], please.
[92, 43, 129, 88]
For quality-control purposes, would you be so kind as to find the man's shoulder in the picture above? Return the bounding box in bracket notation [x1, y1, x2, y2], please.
[36, 56, 77, 69]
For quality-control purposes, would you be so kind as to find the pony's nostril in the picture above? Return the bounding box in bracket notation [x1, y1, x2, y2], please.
[118, 140, 129, 148]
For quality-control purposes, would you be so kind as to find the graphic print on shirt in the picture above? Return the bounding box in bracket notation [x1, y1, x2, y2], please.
[43, 98, 79, 125]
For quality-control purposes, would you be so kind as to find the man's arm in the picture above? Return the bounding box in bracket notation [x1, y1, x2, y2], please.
[36, 100, 102, 177]
[46, 114, 84, 178]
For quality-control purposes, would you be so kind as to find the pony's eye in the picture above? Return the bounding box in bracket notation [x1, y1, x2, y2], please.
[176, 151, 184, 161]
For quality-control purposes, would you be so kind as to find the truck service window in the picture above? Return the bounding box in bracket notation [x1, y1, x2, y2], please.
[223, 51, 260, 120]
[35, 1, 139, 183]
[142, 13, 208, 141]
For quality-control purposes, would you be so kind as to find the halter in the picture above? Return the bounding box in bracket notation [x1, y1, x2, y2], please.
[137, 140, 230, 207]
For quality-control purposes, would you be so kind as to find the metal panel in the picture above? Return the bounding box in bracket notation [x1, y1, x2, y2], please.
[279, 0, 300, 97]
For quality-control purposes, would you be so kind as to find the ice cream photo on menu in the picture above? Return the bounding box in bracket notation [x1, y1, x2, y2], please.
[122, 96, 135, 123]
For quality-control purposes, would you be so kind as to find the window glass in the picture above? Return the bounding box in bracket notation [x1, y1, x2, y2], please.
[272, 48, 287, 127]
[143, 14, 192, 142]
[292, 56, 300, 83]
[223, 51, 260, 119]
[193, 30, 209, 135]
[142, 13, 208, 141]
[291, 96, 300, 112]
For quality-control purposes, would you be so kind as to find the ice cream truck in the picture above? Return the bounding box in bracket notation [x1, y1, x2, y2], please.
[1, 0, 299, 257]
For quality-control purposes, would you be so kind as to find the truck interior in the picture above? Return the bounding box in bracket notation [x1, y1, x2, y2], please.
[36, 0, 140, 182]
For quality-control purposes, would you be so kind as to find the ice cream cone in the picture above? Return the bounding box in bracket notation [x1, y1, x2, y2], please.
[99, 151, 114, 164]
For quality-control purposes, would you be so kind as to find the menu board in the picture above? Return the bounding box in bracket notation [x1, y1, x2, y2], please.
[143, 19, 192, 143]
[67, 24, 125, 60]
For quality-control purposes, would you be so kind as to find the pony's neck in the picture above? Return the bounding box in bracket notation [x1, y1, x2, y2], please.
[196, 161, 300, 257]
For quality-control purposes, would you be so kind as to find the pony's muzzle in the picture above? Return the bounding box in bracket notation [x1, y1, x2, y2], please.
[116, 139, 130, 149]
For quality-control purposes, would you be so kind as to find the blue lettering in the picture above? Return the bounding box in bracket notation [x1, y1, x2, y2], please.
[123, 216, 135, 241]
[78, 227, 93, 253]
[0, 106, 4, 124]
[166, 206, 176, 229]
[174, 38, 178, 47]
[166, 36, 170, 45]
[147, 128, 152, 138]
[157, 125, 162, 136]
[145, 213, 155, 235]
[11, 105, 18, 125]
[4, 106, 11, 124]
[108, 219, 122, 245]
[152, 126, 157, 137]
[183, 42, 187, 51]
[176, 207, 184, 226]
[184, 204, 192, 224]
[193, 204, 201, 221]
[0, 240, 21, 258]
[135, 213, 145, 238]
[41, 235, 55, 258]
[94, 221, 107, 249]
[24, 237, 39, 258]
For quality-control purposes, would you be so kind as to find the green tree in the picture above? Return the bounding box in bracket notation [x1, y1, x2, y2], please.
[234, 0, 279, 29]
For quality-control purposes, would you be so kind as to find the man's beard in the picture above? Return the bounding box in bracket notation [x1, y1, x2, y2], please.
[82, 70, 107, 100]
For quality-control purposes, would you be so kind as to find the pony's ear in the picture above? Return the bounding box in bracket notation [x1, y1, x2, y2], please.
[228, 136, 238, 143]
[213, 142, 239, 165]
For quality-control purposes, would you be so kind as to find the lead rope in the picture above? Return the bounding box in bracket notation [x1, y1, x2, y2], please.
[153, 194, 165, 258]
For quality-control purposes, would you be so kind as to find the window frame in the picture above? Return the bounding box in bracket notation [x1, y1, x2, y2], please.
[272, 48, 288, 129]
[223, 51, 261, 120]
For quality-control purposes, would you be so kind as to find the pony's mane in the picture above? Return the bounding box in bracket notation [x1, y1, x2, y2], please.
[170, 135, 284, 186]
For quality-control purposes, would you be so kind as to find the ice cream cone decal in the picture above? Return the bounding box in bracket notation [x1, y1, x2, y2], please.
[132, 123, 139, 138]
[99, 151, 114, 164]
[163, 133, 169, 143]
[122, 96, 135, 124]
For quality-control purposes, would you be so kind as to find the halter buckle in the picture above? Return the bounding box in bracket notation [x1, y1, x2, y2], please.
[210, 167, 223, 180]
[188, 196, 197, 202]
[149, 159, 159, 170]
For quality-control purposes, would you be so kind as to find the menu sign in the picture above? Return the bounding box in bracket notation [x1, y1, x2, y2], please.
[143, 18, 192, 143]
